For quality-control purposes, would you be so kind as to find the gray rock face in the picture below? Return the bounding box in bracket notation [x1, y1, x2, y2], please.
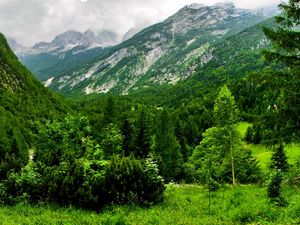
[17, 29, 119, 57]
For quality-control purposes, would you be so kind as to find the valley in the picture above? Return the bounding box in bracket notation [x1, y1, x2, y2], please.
[0, 0, 299, 224]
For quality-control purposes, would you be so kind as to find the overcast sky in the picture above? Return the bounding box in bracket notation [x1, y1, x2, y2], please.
[0, 0, 282, 46]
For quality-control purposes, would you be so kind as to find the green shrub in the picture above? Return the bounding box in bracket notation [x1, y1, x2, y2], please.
[105, 155, 165, 205]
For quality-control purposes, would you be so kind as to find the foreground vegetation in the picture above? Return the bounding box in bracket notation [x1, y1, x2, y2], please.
[1, 184, 300, 225]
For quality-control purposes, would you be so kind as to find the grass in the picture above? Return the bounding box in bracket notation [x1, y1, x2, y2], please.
[246, 143, 300, 172]
[0, 185, 300, 224]
[236, 122, 300, 172]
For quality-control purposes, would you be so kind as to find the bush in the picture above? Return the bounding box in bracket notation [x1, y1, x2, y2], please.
[105, 155, 165, 205]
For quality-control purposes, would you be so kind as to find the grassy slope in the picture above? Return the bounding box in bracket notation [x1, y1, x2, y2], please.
[236, 122, 300, 172]
[0, 185, 300, 225]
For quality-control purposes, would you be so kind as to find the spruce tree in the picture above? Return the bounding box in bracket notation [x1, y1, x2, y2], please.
[121, 115, 133, 157]
[155, 109, 183, 181]
[174, 118, 189, 162]
[270, 144, 289, 172]
[103, 95, 116, 125]
[262, 0, 300, 67]
[134, 108, 152, 158]
[262, 0, 300, 143]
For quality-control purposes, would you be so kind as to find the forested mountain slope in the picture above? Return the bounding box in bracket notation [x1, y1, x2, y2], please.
[0, 32, 68, 179]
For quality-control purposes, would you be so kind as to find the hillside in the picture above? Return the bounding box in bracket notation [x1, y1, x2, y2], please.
[0, 33, 67, 118]
[0, 32, 68, 178]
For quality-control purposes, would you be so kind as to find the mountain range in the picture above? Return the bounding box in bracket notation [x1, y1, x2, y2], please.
[9, 3, 279, 96]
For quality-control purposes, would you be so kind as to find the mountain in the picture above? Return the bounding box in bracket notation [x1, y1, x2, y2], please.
[40, 3, 276, 96]
[136, 17, 277, 108]
[11, 29, 119, 82]
[20, 29, 118, 56]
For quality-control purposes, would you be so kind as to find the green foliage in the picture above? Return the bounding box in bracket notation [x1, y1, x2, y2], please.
[287, 159, 300, 185]
[262, 0, 300, 66]
[105, 155, 165, 205]
[214, 86, 240, 127]
[155, 109, 183, 181]
[223, 148, 262, 184]
[34, 115, 94, 165]
[267, 171, 287, 207]
[261, 0, 300, 144]
[100, 124, 123, 158]
[133, 108, 152, 158]
[269, 144, 289, 172]
[120, 114, 134, 157]
[245, 126, 254, 143]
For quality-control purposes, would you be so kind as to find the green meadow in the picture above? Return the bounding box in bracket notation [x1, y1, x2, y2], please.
[1, 184, 300, 225]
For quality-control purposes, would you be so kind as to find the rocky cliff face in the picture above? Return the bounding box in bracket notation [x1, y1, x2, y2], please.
[17, 29, 119, 57]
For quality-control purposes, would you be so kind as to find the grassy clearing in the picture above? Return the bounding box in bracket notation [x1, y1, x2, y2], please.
[236, 122, 300, 172]
[245, 143, 300, 172]
[0, 184, 300, 225]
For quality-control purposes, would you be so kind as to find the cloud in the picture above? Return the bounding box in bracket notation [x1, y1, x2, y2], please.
[0, 0, 282, 46]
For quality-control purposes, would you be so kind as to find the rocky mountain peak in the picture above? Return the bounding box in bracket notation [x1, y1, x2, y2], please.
[167, 2, 243, 35]
[52, 30, 83, 46]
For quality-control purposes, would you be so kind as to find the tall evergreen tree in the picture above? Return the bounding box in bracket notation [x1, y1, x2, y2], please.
[155, 109, 183, 181]
[174, 117, 190, 162]
[270, 144, 289, 172]
[262, 0, 300, 143]
[121, 115, 133, 156]
[134, 108, 152, 158]
[262, 0, 300, 67]
[103, 96, 116, 125]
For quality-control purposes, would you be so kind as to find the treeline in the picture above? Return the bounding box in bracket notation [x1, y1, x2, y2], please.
[0, 85, 262, 209]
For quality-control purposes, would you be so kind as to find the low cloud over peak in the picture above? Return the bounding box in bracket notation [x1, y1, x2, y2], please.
[0, 0, 282, 46]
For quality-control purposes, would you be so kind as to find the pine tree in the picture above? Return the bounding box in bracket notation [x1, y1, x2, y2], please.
[262, 0, 300, 143]
[267, 171, 287, 206]
[134, 109, 152, 158]
[174, 118, 190, 162]
[155, 109, 183, 181]
[245, 126, 253, 144]
[262, 0, 300, 67]
[103, 95, 116, 125]
[270, 144, 289, 172]
[121, 115, 133, 156]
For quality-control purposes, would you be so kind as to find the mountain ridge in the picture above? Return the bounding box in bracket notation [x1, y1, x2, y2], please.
[10, 3, 279, 96]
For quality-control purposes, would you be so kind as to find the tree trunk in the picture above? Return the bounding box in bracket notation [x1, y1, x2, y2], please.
[230, 130, 236, 186]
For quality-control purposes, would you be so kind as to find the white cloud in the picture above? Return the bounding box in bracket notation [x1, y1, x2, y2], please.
[0, 0, 282, 46]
